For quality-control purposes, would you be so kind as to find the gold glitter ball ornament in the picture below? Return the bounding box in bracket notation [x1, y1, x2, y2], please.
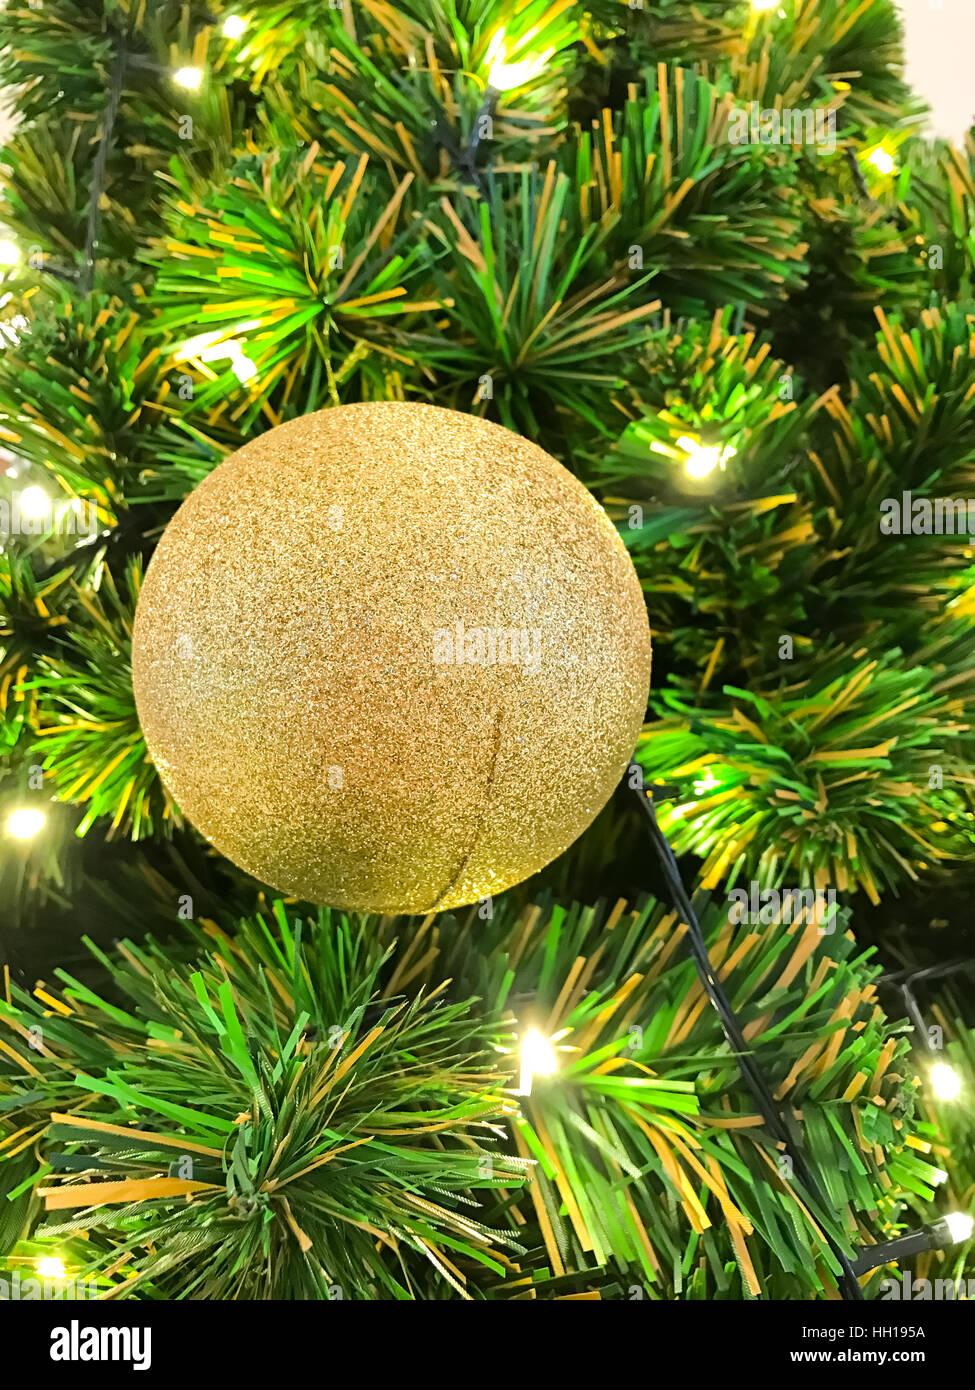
[132, 403, 652, 913]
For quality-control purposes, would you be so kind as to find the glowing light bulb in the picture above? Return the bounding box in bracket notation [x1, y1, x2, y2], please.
[37, 1256, 65, 1280]
[18, 484, 50, 518]
[7, 807, 46, 839]
[229, 348, 258, 384]
[519, 1029, 558, 1095]
[0, 240, 19, 267]
[931, 1062, 962, 1101]
[176, 328, 225, 361]
[185, 334, 259, 385]
[485, 29, 552, 92]
[0, 312, 28, 347]
[489, 56, 547, 91]
[223, 15, 246, 38]
[174, 67, 202, 90]
[867, 147, 895, 175]
[944, 1212, 974, 1244]
[677, 435, 735, 480]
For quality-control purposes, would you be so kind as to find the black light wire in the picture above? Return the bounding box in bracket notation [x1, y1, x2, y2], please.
[630, 778, 866, 1300]
[879, 958, 975, 989]
[877, 958, 975, 1056]
[81, 43, 127, 295]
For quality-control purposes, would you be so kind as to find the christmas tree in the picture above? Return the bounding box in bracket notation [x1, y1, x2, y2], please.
[1, 0, 973, 1304]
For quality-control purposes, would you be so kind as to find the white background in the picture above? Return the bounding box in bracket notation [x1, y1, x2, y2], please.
[900, 0, 975, 139]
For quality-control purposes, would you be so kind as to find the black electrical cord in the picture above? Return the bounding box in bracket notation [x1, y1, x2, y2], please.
[877, 957, 975, 1054]
[630, 778, 865, 1301]
[880, 958, 975, 987]
[432, 109, 489, 196]
[900, 981, 932, 1053]
[850, 1217, 968, 1277]
[82, 43, 127, 295]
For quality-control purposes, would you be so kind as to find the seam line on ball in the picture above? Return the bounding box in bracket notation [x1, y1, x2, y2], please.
[426, 707, 503, 912]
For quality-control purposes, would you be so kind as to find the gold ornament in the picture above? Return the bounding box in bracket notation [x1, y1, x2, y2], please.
[132, 403, 651, 912]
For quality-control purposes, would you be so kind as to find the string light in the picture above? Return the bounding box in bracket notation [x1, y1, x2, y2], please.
[931, 1061, 962, 1100]
[200, 340, 257, 384]
[485, 29, 552, 92]
[887, 970, 968, 1105]
[222, 15, 247, 38]
[173, 66, 202, 90]
[851, 1212, 974, 1274]
[7, 807, 46, 839]
[943, 1212, 974, 1244]
[488, 54, 548, 92]
[18, 483, 49, 518]
[177, 328, 228, 360]
[518, 1028, 558, 1095]
[0, 311, 28, 347]
[632, 783, 867, 1301]
[676, 435, 736, 480]
[228, 348, 258, 384]
[867, 146, 896, 175]
[37, 1256, 66, 1280]
[175, 329, 258, 385]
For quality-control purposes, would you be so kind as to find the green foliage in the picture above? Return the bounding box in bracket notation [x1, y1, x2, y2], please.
[585, 0, 743, 65]
[0, 0, 973, 1308]
[0, 291, 226, 510]
[0, 1, 220, 120]
[636, 635, 975, 903]
[0, 903, 530, 1299]
[828, 300, 975, 490]
[147, 147, 438, 426]
[0, 1, 232, 277]
[0, 1, 122, 123]
[904, 994, 975, 1289]
[0, 125, 98, 279]
[593, 311, 818, 669]
[766, 169, 925, 385]
[0, 890, 942, 1299]
[566, 68, 808, 317]
[22, 561, 175, 840]
[808, 301, 975, 622]
[420, 165, 660, 434]
[733, 0, 916, 133]
[300, 0, 584, 178]
[907, 135, 975, 304]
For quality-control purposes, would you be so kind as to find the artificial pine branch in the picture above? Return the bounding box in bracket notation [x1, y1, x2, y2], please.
[0, 890, 942, 1298]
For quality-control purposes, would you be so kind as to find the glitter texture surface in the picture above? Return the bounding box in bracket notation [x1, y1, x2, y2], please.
[132, 403, 652, 912]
